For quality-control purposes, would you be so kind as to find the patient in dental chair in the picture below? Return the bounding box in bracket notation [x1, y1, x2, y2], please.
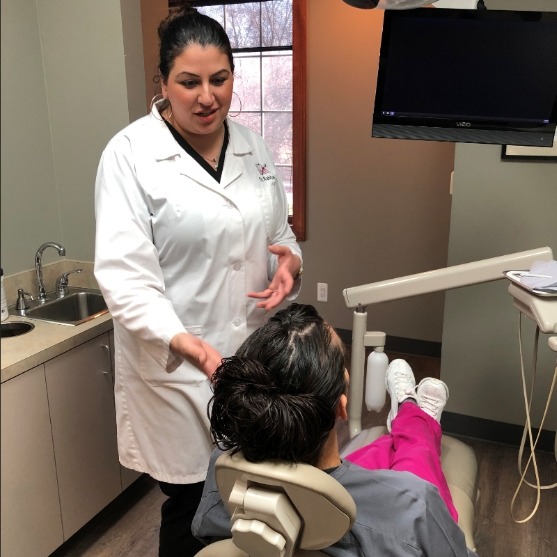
[192, 303, 478, 556]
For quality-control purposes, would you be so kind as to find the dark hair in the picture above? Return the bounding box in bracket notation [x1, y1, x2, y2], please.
[158, 3, 234, 83]
[209, 304, 346, 466]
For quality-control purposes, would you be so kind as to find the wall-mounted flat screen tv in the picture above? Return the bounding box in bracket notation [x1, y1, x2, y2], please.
[372, 8, 557, 146]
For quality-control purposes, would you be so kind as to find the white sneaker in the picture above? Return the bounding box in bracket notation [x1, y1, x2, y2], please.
[385, 359, 417, 432]
[416, 378, 449, 422]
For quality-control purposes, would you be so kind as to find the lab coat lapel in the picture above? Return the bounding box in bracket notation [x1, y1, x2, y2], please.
[220, 121, 253, 189]
[176, 155, 221, 190]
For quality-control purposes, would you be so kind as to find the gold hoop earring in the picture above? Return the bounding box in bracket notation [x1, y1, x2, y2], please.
[150, 93, 164, 112]
[151, 95, 172, 122]
[150, 94, 165, 121]
[229, 91, 243, 118]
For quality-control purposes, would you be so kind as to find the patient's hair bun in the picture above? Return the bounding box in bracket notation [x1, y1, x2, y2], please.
[210, 357, 331, 465]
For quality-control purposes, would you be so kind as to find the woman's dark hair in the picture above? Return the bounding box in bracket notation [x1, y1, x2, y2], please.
[209, 304, 346, 466]
[158, 2, 234, 83]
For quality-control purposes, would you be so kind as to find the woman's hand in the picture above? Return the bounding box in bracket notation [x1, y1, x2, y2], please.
[170, 333, 223, 380]
[248, 245, 302, 311]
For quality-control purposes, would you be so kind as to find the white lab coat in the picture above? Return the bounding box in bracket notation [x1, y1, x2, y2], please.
[94, 103, 302, 483]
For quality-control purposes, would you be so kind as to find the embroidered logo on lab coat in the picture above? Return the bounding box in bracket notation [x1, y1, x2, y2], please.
[256, 163, 275, 182]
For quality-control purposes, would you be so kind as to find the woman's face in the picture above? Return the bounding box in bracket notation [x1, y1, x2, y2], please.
[161, 43, 233, 139]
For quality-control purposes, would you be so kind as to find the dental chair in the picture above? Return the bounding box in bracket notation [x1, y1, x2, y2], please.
[195, 247, 553, 556]
[341, 246, 554, 552]
[195, 450, 356, 557]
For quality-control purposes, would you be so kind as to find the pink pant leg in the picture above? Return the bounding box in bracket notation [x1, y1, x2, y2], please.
[344, 402, 458, 522]
[390, 402, 458, 522]
[345, 431, 394, 470]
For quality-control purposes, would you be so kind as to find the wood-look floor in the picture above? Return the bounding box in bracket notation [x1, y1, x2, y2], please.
[51, 353, 557, 557]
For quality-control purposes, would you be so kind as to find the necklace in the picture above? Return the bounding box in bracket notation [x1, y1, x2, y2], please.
[202, 154, 219, 169]
[200, 129, 225, 170]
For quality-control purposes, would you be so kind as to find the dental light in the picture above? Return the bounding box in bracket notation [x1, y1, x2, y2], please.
[342, 1, 482, 9]
[342, 0, 436, 8]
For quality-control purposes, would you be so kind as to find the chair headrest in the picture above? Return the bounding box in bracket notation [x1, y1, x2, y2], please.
[215, 451, 356, 551]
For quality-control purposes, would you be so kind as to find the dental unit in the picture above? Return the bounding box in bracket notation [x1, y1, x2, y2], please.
[343, 246, 556, 535]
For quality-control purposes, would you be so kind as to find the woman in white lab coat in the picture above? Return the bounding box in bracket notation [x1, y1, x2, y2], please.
[94, 5, 302, 557]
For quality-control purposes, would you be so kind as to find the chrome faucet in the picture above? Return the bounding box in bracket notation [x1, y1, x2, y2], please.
[55, 268, 83, 298]
[35, 242, 66, 302]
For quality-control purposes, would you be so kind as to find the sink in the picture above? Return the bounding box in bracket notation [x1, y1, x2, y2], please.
[1, 321, 35, 338]
[25, 289, 109, 326]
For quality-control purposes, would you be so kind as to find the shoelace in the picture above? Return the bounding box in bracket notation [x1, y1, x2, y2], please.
[419, 392, 441, 418]
[394, 379, 417, 403]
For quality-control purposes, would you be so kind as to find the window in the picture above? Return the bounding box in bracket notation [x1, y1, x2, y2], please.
[174, 0, 306, 240]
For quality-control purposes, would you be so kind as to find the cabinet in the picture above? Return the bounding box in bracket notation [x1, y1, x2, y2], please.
[44, 332, 122, 539]
[1, 330, 143, 556]
[1, 365, 64, 557]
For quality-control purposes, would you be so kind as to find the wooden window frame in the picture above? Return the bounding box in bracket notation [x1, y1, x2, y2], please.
[291, 0, 306, 241]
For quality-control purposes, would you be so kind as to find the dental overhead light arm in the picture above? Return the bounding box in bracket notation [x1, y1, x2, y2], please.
[343, 246, 554, 438]
[342, 0, 437, 8]
[344, 247, 553, 310]
[341, 1, 481, 9]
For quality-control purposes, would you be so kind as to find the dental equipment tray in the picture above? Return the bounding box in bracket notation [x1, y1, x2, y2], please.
[504, 270, 557, 298]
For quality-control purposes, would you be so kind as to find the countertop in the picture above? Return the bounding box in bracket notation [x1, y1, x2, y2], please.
[1, 313, 113, 383]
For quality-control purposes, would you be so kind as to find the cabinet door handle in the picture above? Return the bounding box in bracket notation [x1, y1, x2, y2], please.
[100, 344, 111, 375]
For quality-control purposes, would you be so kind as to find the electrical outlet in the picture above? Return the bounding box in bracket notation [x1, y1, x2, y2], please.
[317, 282, 328, 302]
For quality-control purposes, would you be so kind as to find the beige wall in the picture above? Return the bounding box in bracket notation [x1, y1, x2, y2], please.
[122, 0, 149, 123]
[442, 145, 557, 429]
[294, 0, 454, 341]
[1, 0, 140, 274]
[1, 0, 61, 270]
[140, 0, 169, 110]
